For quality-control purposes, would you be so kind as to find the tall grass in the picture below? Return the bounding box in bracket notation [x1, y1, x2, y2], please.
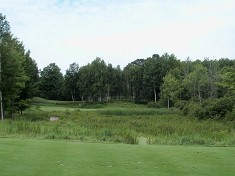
[0, 109, 234, 146]
[99, 108, 179, 116]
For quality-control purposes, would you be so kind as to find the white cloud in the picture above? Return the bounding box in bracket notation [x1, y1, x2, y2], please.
[1, 0, 234, 73]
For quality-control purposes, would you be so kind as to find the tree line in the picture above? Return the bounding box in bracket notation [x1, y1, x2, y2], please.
[1, 13, 234, 119]
[0, 14, 39, 119]
[41, 55, 234, 103]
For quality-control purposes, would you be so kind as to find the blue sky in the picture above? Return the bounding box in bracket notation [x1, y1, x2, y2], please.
[1, 0, 235, 73]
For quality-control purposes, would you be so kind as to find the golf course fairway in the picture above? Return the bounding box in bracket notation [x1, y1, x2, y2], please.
[0, 138, 234, 176]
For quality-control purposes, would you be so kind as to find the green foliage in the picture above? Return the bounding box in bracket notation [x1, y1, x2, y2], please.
[147, 101, 160, 108]
[179, 98, 234, 120]
[89, 58, 108, 101]
[183, 64, 209, 103]
[79, 58, 121, 102]
[174, 100, 188, 110]
[225, 109, 235, 121]
[200, 98, 233, 119]
[1, 35, 28, 100]
[180, 102, 198, 117]
[36, 54, 235, 107]
[2, 12, 235, 124]
[39, 63, 64, 100]
[160, 73, 181, 108]
[20, 51, 39, 99]
[0, 14, 41, 119]
[99, 108, 176, 116]
[0, 18, 32, 118]
[219, 66, 235, 97]
[0, 13, 10, 36]
[143, 53, 180, 102]
[15, 99, 30, 115]
[79, 103, 105, 109]
[0, 101, 234, 146]
[124, 59, 144, 101]
[64, 62, 79, 101]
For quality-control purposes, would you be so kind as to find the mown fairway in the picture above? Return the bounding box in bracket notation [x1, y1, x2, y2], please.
[29, 97, 148, 112]
[0, 138, 234, 176]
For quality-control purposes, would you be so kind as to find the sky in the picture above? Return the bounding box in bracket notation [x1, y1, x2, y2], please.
[1, 0, 235, 73]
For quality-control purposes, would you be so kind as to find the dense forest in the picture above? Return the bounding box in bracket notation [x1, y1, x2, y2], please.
[1, 13, 234, 120]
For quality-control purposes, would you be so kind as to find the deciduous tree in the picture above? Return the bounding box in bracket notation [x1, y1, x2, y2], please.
[39, 63, 64, 100]
[160, 73, 181, 108]
[64, 62, 79, 101]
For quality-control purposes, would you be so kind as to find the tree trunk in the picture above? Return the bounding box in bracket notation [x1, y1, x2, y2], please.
[209, 61, 214, 98]
[127, 81, 130, 97]
[88, 95, 92, 102]
[154, 85, 157, 103]
[73, 89, 76, 101]
[71, 89, 76, 102]
[132, 90, 135, 101]
[107, 85, 110, 102]
[71, 91, 74, 102]
[0, 90, 4, 121]
[193, 85, 196, 98]
[0, 57, 4, 121]
[11, 97, 14, 120]
[98, 95, 102, 102]
[81, 95, 84, 102]
[167, 97, 170, 109]
[198, 89, 202, 104]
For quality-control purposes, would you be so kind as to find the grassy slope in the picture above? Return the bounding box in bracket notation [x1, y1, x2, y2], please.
[0, 138, 234, 176]
[30, 97, 147, 112]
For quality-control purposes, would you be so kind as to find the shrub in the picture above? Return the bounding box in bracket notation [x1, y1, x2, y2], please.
[180, 136, 205, 145]
[210, 98, 233, 119]
[134, 98, 148, 104]
[181, 101, 200, 116]
[224, 109, 235, 121]
[174, 100, 188, 110]
[181, 98, 234, 120]
[121, 133, 138, 144]
[197, 98, 233, 120]
[147, 101, 160, 108]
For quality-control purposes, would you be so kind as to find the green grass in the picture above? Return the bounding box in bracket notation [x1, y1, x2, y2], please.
[1, 101, 234, 175]
[31, 97, 82, 105]
[99, 108, 178, 116]
[1, 109, 235, 146]
[1, 100, 234, 145]
[30, 97, 148, 112]
[0, 138, 234, 176]
[34, 104, 79, 112]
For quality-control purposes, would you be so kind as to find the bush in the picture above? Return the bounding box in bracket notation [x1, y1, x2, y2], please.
[225, 109, 235, 121]
[180, 98, 234, 120]
[174, 100, 188, 110]
[181, 101, 200, 116]
[121, 133, 138, 144]
[210, 98, 234, 119]
[147, 101, 160, 108]
[134, 98, 148, 105]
